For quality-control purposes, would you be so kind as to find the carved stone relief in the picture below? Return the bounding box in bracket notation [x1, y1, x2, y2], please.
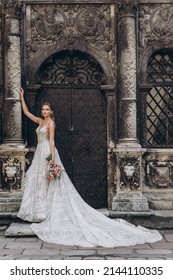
[6, 36, 21, 98]
[3, 100, 22, 140]
[118, 20, 136, 99]
[31, 6, 65, 41]
[26, 4, 115, 82]
[1, 157, 21, 191]
[1, 0, 22, 17]
[145, 161, 173, 188]
[119, 101, 137, 139]
[119, 157, 140, 191]
[118, 0, 138, 13]
[139, 4, 173, 50]
[76, 7, 107, 38]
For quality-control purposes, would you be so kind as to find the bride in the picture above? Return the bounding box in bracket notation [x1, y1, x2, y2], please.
[17, 88, 162, 248]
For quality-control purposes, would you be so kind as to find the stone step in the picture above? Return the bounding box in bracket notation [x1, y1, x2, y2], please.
[5, 222, 35, 237]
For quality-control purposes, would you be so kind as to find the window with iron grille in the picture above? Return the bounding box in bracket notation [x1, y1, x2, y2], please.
[146, 49, 173, 147]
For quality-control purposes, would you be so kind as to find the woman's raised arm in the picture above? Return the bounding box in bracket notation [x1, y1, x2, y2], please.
[20, 87, 42, 124]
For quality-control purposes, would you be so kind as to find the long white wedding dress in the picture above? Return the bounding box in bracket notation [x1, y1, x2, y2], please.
[17, 123, 162, 247]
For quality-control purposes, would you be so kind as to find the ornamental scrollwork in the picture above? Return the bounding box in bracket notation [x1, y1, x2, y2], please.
[36, 50, 105, 86]
[120, 157, 140, 191]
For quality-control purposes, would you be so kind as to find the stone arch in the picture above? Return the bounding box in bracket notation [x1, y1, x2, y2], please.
[27, 42, 114, 85]
[139, 44, 173, 84]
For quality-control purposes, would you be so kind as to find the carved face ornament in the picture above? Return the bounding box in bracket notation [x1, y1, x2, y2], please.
[124, 164, 135, 178]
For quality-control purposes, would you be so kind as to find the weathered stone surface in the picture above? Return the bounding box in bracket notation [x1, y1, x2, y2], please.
[5, 222, 35, 237]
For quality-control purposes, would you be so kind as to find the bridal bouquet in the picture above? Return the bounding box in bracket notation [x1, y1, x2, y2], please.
[46, 154, 62, 181]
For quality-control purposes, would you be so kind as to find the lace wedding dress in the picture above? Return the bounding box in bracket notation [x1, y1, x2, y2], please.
[17, 123, 162, 247]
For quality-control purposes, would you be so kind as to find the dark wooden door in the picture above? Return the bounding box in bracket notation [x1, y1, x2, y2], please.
[34, 50, 107, 208]
[37, 87, 107, 208]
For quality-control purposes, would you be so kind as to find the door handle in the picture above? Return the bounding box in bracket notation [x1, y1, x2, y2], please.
[69, 125, 74, 132]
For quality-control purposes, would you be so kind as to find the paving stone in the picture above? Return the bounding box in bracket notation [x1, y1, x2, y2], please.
[113, 249, 134, 254]
[164, 234, 173, 242]
[0, 237, 16, 242]
[128, 244, 152, 250]
[15, 237, 39, 243]
[0, 249, 24, 255]
[5, 242, 42, 249]
[135, 249, 173, 255]
[150, 242, 173, 249]
[64, 256, 83, 260]
[83, 256, 105, 260]
[126, 257, 147, 259]
[0, 255, 20, 260]
[23, 248, 61, 255]
[42, 242, 78, 250]
[105, 256, 126, 260]
[61, 249, 96, 256]
[96, 248, 118, 255]
[15, 255, 64, 260]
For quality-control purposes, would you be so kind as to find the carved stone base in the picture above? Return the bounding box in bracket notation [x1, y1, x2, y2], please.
[112, 192, 149, 212]
[112, 147, 149, 213]
[0, 144, 27, 213]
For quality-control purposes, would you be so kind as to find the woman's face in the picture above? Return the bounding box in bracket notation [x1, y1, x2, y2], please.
[42, 105, 51, 118]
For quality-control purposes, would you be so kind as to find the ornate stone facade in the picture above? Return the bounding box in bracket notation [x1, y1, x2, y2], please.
[0, 0, 173, 217]
[25, 3, 115, 84]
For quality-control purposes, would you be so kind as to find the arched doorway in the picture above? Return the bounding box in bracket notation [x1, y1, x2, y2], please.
[35, 50, 107, 208]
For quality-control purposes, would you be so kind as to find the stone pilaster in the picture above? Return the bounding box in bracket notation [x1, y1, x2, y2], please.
[3, 0, 23, 143]
[112, 0, 149, 213]
[101, 85, 116, 209]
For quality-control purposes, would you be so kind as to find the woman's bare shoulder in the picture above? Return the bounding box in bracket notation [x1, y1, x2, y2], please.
[48, 120, 55, 127]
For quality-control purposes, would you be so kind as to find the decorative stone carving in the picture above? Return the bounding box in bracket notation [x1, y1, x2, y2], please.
[120, 157, 139, 190]
[118, 0, 138, 13]
[32, 5, 65, 41]
[26, 4, 115, 83]
[117, 3, 139, 145]
[118, 22, 136, 99]
[76, 7, 107, 38]
[146, 161, 173, 188]
[1, 157, 21, 191]
[2, 0, 22, 143]
[151, 7, 173, 38]
[139, 4, 173, 49]
[1, 0, 22, 17]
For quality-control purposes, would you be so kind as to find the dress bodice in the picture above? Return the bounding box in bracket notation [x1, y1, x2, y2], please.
[36, 124, 49, 144]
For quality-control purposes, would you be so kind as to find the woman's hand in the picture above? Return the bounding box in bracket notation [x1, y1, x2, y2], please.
[19, 87, 24, 99]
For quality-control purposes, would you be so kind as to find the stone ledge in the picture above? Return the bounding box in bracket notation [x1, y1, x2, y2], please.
[5, 222, 35, 237]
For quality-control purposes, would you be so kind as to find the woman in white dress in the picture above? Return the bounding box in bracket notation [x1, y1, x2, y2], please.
[17, 88, 162, 248]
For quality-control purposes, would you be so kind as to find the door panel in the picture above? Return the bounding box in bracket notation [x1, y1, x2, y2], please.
[37, 87, 107, 208]
[72, 88, 107, 208]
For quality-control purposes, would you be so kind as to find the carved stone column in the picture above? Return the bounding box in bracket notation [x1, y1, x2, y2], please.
[111, 1, 149, 214]
[0, 1, 26, 215]
[3, 0, 22, 143]
[117, 0, 139, 147]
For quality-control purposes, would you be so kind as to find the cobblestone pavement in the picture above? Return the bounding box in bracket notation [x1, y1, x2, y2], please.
[0, 229, 173, 260]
